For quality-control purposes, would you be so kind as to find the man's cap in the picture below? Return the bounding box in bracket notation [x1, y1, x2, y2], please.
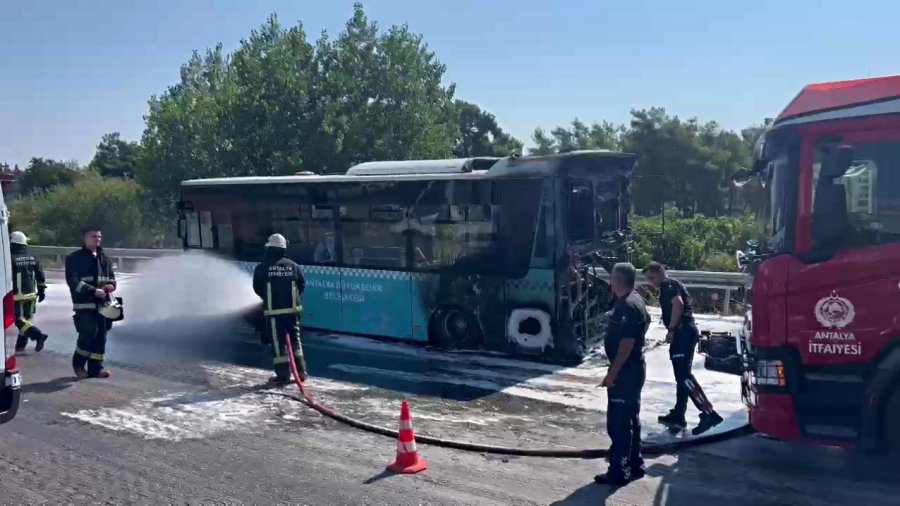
[265, 233, 288, 249]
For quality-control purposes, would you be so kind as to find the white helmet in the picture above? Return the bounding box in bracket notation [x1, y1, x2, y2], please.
[265, 233, 288, 249]
[9, 231, 27, 245]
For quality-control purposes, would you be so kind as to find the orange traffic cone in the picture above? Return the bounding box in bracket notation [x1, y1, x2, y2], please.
[387, 400, 428, 474]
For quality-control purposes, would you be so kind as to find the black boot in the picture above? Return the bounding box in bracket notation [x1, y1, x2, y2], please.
[267, 376, 291, 387]
[34, 333, 49, 352]
[692, 411, 724, 435]
[658, 410, 687, 430]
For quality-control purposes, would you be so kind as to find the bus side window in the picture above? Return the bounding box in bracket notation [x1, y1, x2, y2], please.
[307, 204, 337, 265]
[341, 204, 408, 269]
[566, 180, 594, 243]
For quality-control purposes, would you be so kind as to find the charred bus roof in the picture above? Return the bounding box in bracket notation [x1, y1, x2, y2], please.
[180, 150, 636, 187]
[773, 74, 900, 128]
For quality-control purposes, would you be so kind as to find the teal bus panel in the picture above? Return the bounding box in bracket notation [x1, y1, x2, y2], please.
[410, 272, 439, 342]
[299, 265, 343, 331]
[506, 268, 556, 310]
[339, 268, 413, 339]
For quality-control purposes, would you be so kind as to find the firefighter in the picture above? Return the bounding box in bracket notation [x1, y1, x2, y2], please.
[10, 231, 49, 353]
[65, 227, 116, 379]
[252, 233, 309, 386]
[642, 261, 724, 435]
[595, 262, 649, 486]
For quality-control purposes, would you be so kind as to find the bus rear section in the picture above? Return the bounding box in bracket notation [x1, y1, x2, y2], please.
[178, 151, 635, 363]
[0, 190, 21, 424]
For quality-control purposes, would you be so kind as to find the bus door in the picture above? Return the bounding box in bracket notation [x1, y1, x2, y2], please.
[338, 204, 414, 339]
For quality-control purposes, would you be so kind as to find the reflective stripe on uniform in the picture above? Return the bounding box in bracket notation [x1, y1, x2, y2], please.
[17, 317, 33, 333]
[89, 353, 104, 361]
[73, 303, 96, 310]
[75, 347, 91, 357]
[263, 307, 302, 316]
[273, 356, 290, 365]
[81, 276, 112, 283]
[13, 292, 37, 301]
[76, 281, 94, 292]
[269, 317, 282, 358]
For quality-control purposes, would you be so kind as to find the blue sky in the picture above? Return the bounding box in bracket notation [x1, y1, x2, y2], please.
[0, 0, 895, 169]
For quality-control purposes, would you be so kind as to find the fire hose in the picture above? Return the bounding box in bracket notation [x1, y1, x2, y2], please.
[276, 334, 754, 459]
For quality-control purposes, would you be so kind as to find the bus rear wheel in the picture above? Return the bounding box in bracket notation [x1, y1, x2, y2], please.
[430, 307, 482, 350]
[885, 386, 900, 457]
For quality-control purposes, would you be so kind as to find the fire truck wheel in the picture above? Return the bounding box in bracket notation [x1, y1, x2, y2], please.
[885, 387, 900, 457]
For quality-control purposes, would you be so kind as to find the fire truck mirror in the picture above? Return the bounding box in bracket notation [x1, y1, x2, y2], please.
[730, 167, 755, 187]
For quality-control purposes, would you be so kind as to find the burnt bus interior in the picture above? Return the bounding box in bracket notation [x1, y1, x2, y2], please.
[181, 178, 540, 277]
[178, 154, 634, 280]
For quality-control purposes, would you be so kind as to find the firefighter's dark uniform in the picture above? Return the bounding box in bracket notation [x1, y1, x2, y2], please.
[11, 243, 48, 351]
[252, 250, 308, 383]
[659, 278, 722, 433]
[65, 247, 116, 376]
[603, 290, 649, 482]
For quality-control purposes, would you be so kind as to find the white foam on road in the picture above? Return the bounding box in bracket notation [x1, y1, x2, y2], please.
[58, 307, 744, 440]
[61, 390, 293, 441]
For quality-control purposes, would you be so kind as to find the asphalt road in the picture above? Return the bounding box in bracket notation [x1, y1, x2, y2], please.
[1, 270, 899, 505]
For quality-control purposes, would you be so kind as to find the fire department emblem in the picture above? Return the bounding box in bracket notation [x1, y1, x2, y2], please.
[814, 291, 855, 329]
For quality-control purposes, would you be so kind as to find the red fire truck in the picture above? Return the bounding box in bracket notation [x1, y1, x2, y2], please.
[707, 75, 900, 454]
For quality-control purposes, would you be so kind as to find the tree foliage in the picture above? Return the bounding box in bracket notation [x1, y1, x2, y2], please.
[534, 109, 755, 218]
[630, 210, 757, 271]
[137, 4, 458, 210]
[18, 157, 80, 195]
[529, 119, 621, 155]
[8, 173, 171, 248]
[452, 100, 522, 157]
[88, 132, 140, 179]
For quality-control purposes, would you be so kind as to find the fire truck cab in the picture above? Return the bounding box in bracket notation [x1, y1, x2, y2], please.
[726, 75, 900, 453]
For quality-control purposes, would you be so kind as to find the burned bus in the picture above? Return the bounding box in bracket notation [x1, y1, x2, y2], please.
[177, 150, 635, 362]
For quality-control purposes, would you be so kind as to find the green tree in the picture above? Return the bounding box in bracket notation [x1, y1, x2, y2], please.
[621, 108, 751, 217]
[18, 157, 80, 195]
[528, 119, 622, 155]
[88, 132, 140, 179]
[452, 100, 522, 157]
[8, 173, 171, 248]
[138, 4, 459, 210]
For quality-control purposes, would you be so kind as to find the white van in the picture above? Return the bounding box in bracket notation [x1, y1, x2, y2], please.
[0, 189, 21, 424]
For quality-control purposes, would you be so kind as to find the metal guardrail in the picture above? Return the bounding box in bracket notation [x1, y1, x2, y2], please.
[30, 246, 751, 314]
[592, 268, 749, 315]
[30, 245, 182, 271]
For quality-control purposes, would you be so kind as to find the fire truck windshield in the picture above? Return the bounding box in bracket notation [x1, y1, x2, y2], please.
[812, 139, 900, 249]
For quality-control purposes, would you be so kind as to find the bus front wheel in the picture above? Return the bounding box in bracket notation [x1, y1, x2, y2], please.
[430, 307, 482, 351]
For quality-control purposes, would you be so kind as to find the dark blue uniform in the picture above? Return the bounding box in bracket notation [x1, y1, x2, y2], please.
[604, 290, 650, 481]
[252, 250, 308, 382]
[660, 278, 713, 418]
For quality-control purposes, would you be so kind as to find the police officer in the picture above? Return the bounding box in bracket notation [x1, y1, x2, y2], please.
[10, 231, 49, 353]
[643, 261, 723, 435]
[65, 227, 116, 379]
[595, 262, 649, 486]
[252, 234, 309, 386]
